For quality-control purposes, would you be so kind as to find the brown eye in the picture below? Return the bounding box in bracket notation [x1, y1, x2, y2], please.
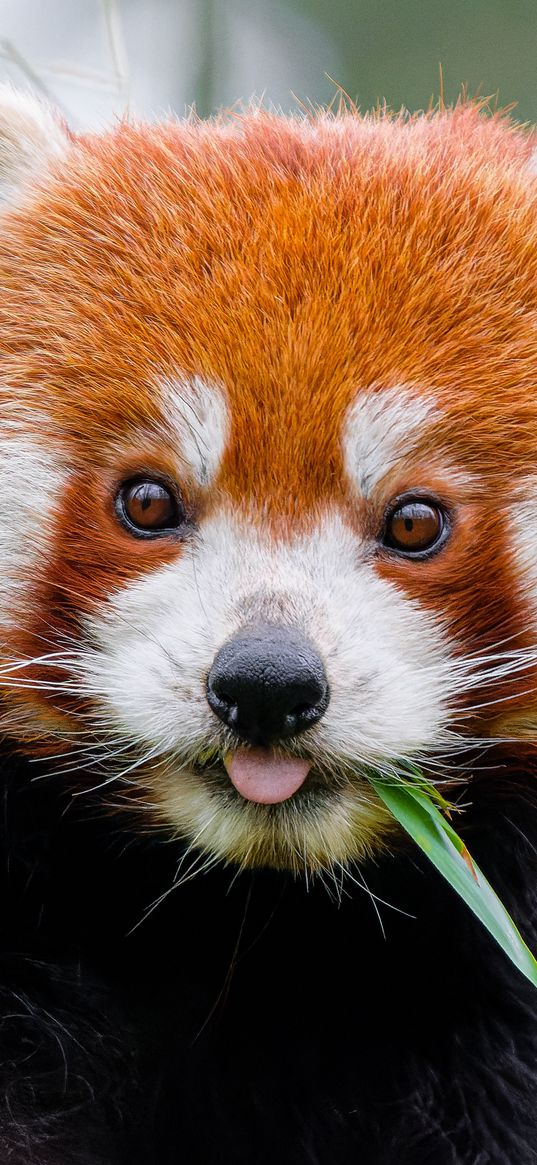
[117, 479, 184, 536]
[382, 500, 448, 557]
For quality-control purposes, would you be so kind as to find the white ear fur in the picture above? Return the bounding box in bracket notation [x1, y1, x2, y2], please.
[528, 150, 537, 177]
[0, 85, 70, 206]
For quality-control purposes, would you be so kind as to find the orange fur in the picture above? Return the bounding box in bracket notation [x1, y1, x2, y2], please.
[1, 101, 537, 789]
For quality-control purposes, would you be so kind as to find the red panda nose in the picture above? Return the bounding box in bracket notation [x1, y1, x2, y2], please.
[206, 625, 329, 747]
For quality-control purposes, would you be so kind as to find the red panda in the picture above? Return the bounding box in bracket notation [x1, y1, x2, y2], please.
[0, 85, 536, 1164]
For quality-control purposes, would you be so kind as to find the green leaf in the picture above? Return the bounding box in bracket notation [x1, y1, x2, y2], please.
[368, 775, 537, 989]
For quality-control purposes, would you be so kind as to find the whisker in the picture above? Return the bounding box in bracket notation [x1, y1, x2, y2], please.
[338, 861, 416, 920]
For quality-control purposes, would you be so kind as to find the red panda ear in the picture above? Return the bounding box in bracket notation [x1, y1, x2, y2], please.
[0, 85, 71, 206]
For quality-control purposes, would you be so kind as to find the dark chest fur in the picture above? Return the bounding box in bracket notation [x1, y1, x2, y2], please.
[0, 752, 536, 1165]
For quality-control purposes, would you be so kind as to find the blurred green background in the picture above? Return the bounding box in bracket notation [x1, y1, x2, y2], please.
[0, 0, 536, 129]
[196, 0, 537, 122]
[292, 0, 537, 121]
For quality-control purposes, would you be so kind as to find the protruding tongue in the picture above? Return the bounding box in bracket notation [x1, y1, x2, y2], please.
[224, 748, 311, 804]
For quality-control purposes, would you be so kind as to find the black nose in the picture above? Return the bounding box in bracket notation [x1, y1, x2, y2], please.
[206, 625, 329, 746]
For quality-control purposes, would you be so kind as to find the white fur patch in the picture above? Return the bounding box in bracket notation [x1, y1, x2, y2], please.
[83, 509, 453, 759]
[342, 385, 437, 497]
[160, 376, 229, 486]
[0, 434, 65, 623]
[0, 85, 69, 207]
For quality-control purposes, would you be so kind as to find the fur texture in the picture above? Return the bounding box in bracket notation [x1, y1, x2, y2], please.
[0, 89, 536, 1161]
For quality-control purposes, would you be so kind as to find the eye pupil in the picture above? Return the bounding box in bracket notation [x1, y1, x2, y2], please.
[383, 499, 447, 557]
[117, 479, 184, 536]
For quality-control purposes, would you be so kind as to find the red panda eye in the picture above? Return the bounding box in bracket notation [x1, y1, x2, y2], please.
[382, 499, 448, 558]
[116, 480, 184, 536]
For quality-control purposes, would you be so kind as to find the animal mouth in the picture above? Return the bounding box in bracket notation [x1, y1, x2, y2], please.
[222, 747, 311, 803]
[192, 747, 334, 806]
[181, 749, 397, 871]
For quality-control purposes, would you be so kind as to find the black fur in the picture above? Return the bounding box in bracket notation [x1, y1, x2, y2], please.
[1, 751, 536, 1164]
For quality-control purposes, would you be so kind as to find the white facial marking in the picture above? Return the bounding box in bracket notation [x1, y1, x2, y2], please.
[160, 376, 229, 486]
[342, 386, 437, 497]
[0, 435, 65, 623]
[82, 510, 452, 759]
[0, 85, 69, 207]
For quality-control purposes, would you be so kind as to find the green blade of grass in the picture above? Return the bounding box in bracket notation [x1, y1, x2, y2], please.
[368, 775, 537, 989]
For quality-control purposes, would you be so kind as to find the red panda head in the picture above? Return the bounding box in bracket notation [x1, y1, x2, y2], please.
[0, 87, 536, 873]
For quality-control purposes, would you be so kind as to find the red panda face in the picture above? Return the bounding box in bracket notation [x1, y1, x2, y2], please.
[1, 92, 537, 872]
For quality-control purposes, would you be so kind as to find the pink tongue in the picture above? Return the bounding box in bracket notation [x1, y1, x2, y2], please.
[224, 748, 311, 804]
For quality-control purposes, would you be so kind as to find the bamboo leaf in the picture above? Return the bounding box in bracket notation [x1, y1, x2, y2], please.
[368, 775, 537, 988]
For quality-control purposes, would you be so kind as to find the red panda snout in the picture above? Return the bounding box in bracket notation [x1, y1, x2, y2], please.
[205, 624, 330, 746]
